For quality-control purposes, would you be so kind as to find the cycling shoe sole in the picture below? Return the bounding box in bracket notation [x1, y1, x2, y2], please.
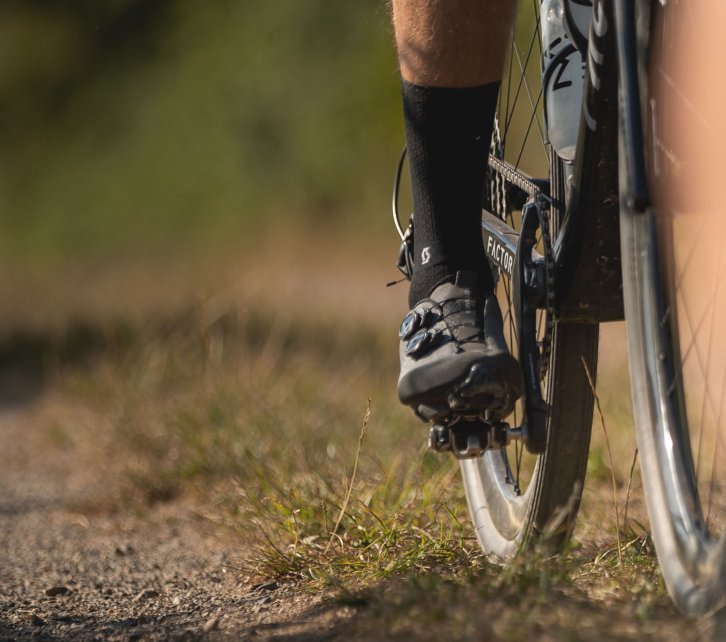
[411, 362, 521, 423]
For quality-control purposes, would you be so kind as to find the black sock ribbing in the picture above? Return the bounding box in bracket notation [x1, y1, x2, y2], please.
[401, 80, 499, 308]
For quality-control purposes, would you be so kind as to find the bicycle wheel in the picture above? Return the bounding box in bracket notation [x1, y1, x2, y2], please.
[620, 0, 726, 615]
[460, 2, 599, 562]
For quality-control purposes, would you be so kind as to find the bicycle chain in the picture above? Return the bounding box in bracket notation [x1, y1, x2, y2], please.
[487, 119, 507, 223]
[488, 155, 546, 201]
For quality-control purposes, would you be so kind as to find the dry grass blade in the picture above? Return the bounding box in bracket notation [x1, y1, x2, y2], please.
[581, 356, 622, 564]
[324, 398, 371, 555]
[622, 447, 639, 534]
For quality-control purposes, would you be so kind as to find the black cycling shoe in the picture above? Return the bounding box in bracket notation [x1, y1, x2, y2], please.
[397, 271, 522, 422]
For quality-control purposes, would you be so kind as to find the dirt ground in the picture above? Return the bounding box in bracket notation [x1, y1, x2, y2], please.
[1, 240, 725, 641]
[1, 388, 722, 642]
[0, 394, 359, 641]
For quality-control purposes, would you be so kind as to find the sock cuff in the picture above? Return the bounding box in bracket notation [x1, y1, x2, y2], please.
[400, 78, 501, 94]
[400, 80, 501, 117]
[401, 79, 501, 144]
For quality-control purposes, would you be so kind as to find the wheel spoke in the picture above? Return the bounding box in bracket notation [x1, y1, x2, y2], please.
[504, 11, 544, 145]
[514, 87, 544, 169]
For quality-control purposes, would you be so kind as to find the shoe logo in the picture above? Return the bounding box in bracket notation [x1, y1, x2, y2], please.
[421, 247, 431, 265]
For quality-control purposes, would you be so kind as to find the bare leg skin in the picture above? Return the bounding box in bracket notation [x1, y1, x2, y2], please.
[390, 0, 517, 87]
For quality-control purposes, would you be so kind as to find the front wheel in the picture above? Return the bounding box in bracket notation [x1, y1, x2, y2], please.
[620, 0, 726, 615]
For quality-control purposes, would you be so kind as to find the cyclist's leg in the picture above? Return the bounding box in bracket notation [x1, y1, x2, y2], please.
[390, 1, 521, 421]
[390, 0, 516, 307]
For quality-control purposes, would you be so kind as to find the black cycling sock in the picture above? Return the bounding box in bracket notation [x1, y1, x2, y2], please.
[401, 80, 499, 308]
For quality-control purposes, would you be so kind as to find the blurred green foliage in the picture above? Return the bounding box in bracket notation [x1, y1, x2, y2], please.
[0, 0, 402, 262]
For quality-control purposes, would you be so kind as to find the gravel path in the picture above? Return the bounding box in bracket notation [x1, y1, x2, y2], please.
[0, 404, 353, 641]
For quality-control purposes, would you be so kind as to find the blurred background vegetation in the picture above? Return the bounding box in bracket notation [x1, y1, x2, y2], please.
[0, 3, 643, 602]
[0, 0, 402, 266]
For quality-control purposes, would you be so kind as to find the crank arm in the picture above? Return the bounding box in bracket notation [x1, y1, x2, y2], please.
[481, 200, 550, 455]
[481, 209, 543, 279]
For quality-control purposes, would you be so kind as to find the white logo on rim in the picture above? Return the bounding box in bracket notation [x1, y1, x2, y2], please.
[421, 247, 431, 265]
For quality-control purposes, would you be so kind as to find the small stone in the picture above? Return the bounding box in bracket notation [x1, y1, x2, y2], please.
[252, 581, 278, 592]
[31, 614, 46, 627]
[133, 589, 160, 602]
[45, 586, 71, 597]
[203, 616, 220, 632]
[53, 614, 74, 623]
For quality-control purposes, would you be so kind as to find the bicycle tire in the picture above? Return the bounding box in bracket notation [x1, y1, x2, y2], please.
[461, 3, 598, 562]
[620, 0, 726, 615]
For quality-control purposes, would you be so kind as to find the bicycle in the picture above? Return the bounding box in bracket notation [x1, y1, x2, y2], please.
[392, 0, 726, 616]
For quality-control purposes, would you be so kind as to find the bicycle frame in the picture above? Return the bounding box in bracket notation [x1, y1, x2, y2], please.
[461, 0, 726, 613]
[481, 0, 648, 324]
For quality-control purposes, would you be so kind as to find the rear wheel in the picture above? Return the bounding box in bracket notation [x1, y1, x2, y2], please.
[460, 2, 599, 561]
[620, 0, 726, 614]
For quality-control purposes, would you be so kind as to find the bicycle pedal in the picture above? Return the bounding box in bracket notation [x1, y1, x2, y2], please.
[428, 420, 516, 459]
